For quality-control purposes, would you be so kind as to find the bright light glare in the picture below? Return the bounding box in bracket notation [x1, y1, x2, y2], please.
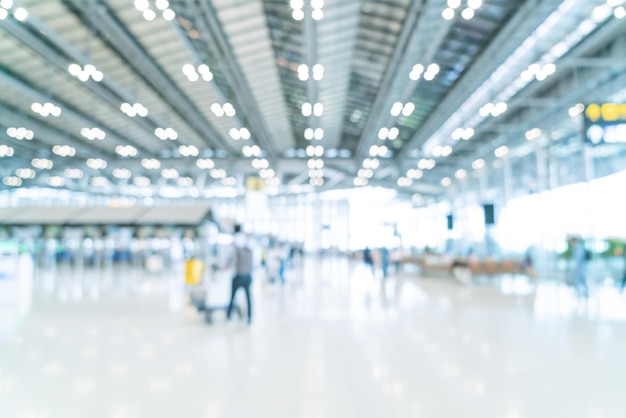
[442, 8, 455, 20]
[13, 7, 27, 21]
[461, 8, 474, 19]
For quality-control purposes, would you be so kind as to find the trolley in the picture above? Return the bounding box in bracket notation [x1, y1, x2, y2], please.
[185, 258, 240, 324]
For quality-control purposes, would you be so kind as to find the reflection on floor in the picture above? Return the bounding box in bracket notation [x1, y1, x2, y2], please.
[1, 255, 626, 418]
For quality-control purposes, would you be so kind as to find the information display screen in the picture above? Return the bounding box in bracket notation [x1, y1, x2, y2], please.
[584, 103, 626, 145]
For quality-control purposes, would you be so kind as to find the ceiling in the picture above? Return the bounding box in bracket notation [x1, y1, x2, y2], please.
[0, 0, 625, 200]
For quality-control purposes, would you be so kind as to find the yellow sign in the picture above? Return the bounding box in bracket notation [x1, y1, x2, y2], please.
[246, 176, 264, 191]
[585, 103, 626, 123]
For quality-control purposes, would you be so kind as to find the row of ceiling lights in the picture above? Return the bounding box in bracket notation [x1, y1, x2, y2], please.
[6, 127, 33, 140]
[68, 63, 104, 82]
[0, 0, 27, 21]
[302, 102, 323, 117]
[31, 102, 62, 118]
[210, 103, 236, 117]
[353, 157, 380, 186]
[409, 63, 440, 81]
[426, 0, 626, 161]
[304, 127, 324, 140]
[0, 144, 14, 157]
[182, 64, 213, 82]
[134, 0, 176, 21]
[291, 0, 324, 21]
[442, 0, 483, 21]
[298, 64, 324, 81]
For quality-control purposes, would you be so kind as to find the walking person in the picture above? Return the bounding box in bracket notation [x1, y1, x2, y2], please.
[226, 224, 254, 324]
[568, 235, 589, 297]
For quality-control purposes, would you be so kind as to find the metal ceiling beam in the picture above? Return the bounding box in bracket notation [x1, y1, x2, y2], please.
[195, 0, 281, 156]
[63, 0, 237, 154]
[0, 12, 165, 138]
[398, 0, 558, 156]
[353, 0, 427, 162]
[0, 102, 118, 159]
[0, 69, 154, 156]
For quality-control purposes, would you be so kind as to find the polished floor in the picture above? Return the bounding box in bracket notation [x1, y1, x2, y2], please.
[1, 255, 626, 418]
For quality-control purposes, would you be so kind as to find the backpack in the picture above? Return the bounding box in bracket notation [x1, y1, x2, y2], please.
[235, 246, 253, 275]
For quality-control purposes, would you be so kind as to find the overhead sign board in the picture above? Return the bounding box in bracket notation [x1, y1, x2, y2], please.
[584, 103, 626, 145]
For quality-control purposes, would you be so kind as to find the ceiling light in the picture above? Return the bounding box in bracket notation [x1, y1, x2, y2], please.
[462, 128, 474, 140]
[312, 64, 324, 80]
[525, 128, 541, 140]
[313, 103, 323, 116]
[440, 145, 453, 156]
[304, 128, 314, 140]
[390, 102, 403, 116]
[121, 102, 148, 117]
[0, 9, 7, 20]
[461, 8, 474, 19]
[87, 158, 107, 169]
[31, 158, 53, 169]
[468, 0, 482, 9]
[451, 127, 464, 140]
[362, 158, 379, 169]
[402, 102, 415, 116]
[179, 145, 199, 156]
[407, 168, 423, 179]
[196, 158, 215, 169]
[90, 177, 108, 187]
[290, 0, 304, 9]
[68, 63, 103, 82]
[240, 127, 251, 140]
[615, 7, 626, 18]
[543, 63, 556, 75]
[314, 128, 324, 140]
[397, 177, 412, 187]
[161, 168, 179, 179]
[223, 103, 236, 117]
[388, 127, 399, 140]
[298, 65, 309, 80]
[494, 145, 509, 158]
[3, 177, 22, 187]
[312, 9, 323, 20]
[31, 102, 62, 117]
[378, 127, 389, 140]
[568, 103, 584, 117]
[593, 4, 613, 21]
[292, 9, 304, 20]
[64, 168, 83, 179]
[472, 159, 485, 170]
[7, 127, 34, 140]
[455, 169, 467, 179]
[113, 168, 132, 179]
[115, 145, 137, 157]
[302, 102, 312, 116]
[210, 168, 226, 179]
[442, 8, 455, 20]
[134, 176, 151, 187]
[229, 128, 241, 140]
[493, 101, 507, 116]
[142, 158, 161, 169]
[447, 0, 461, 8]
[143, 9, 156, 21]
[0, 145, 14, 157]
[155, 0, 169, 11]
[353, 177, 367, 186]
[13, 7, 27, 21]
[52, 145, 76, 157]
[441, 177, 452, 187]
[210, 103, 224, 117]
[16, 168, 36, 179]
[134, 0, 149, 11]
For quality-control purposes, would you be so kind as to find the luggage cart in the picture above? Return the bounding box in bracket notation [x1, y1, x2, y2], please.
[185, 258, 240, 324]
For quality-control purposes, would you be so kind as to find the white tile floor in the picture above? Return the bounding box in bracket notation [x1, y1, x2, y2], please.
[1, 255, 626, 418]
